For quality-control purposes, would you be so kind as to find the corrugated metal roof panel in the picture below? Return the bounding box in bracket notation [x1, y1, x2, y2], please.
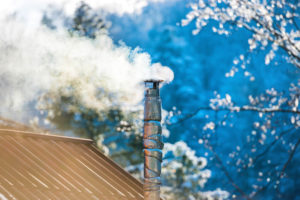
[0, 127, 144, 200]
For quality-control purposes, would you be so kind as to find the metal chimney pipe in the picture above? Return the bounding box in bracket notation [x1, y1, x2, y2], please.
[143, 80, 163, 200]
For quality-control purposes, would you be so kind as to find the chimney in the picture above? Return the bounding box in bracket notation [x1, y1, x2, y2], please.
[143, 80, 163, 200]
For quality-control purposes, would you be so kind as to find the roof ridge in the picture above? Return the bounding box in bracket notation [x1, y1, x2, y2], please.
[0, 128, 93, 144]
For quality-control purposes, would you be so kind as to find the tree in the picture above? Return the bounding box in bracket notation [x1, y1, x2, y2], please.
[167, 84, 300, 199]
[174, 0, 300, 199]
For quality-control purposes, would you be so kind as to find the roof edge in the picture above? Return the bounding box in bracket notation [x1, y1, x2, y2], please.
[89, 144, 164, 200]
[0, 128, 93, 144]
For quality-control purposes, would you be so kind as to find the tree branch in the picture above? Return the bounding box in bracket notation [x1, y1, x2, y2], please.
[280, 137, 300, 178]
[205, 143, 252, 200]
[168, 106, 300, 125]
[236, 0, 300, 68]
[250, 135, 300, 199]
[252, 127, 295, 164]
[274, 137, 300, 198]
[291, 0, 300, 30]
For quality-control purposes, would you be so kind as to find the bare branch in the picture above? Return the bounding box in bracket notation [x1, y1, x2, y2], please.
[274, 137, 300, 198]
[168, 106, 300, 125]
[280, 137, 300, 178]
[252, 127, 295, 164]
[250, 134, 300, 199]
[205, 143, 252, 200]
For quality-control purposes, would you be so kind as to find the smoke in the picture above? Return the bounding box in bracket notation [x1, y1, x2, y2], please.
[0, 0, 167, 21]
[0, 0, 173, 123]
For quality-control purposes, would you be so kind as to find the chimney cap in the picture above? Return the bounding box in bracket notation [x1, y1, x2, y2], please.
[144, 80, 163, 89]
[144, 79, 163, 83]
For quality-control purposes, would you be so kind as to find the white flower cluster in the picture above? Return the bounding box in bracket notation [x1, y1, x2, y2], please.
[200, 188, 230, 200]
[161, 141, 218, 198]
[210, 92, 236, 110]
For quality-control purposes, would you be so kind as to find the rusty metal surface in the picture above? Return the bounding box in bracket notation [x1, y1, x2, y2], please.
[143, 80, 163, 200]
[0, 125, 144, 200]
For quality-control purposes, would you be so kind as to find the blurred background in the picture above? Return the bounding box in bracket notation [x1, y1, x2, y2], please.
[0, 0, 299, 199]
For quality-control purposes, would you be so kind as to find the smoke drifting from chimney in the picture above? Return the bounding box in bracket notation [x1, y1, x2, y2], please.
[0, 1, 173, 124]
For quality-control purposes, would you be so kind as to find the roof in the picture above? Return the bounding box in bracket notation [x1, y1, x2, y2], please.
[0, 119, 144, 200]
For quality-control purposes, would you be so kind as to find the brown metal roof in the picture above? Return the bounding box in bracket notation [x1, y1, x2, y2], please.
[0, 124, 144, 200]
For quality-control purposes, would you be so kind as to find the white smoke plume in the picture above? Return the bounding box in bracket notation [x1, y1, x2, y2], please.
[0, 0, 173, 123]
[1, 0, 167, 21]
